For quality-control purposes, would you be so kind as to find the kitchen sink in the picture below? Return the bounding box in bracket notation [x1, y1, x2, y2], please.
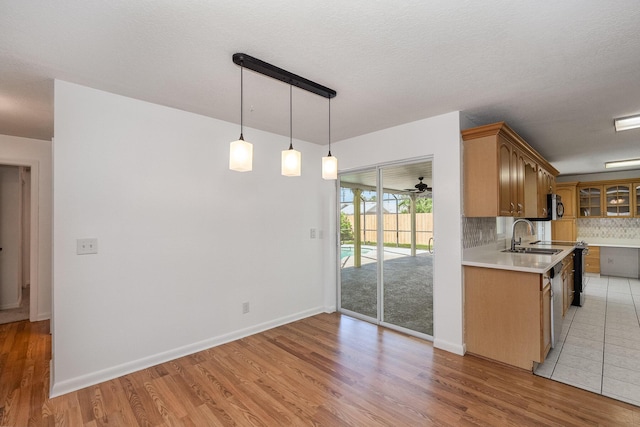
[501, 247, 564, 255]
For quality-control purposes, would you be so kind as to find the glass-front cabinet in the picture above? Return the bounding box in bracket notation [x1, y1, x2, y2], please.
[605, 184, 631, 217]
[635, 183, 640, 217]
[578, 186, 602, 217]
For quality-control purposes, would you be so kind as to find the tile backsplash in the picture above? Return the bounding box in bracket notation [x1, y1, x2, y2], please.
[463, 217, 550, 249]
[463, 217, 497, 249]
[578, 218, 640, 240]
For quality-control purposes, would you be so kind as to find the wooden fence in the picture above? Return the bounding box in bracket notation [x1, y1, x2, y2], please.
[344, 213, 433, 245]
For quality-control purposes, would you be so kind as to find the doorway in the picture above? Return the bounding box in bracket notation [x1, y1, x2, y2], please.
[0, 165, 31, 324]
[338, 159, 434, 338]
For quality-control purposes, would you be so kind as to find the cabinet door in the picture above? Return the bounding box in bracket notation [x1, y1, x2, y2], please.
[547, 172, 556, 194]
[511, 146, 523, 216]
[537, 168, 554, 218]
[635, 183, 640, 217]
[578, 186, 602, 217]
[551, 219, 576, 241]
[585, 246, 600, 274]
[605, 184, 631, 217]
[556, 184, 577, 218]
[499, 140, 513, 216]
[522, 156, 538, 218]
[561, 254, 574, 316]
[541, 281, 551, 360]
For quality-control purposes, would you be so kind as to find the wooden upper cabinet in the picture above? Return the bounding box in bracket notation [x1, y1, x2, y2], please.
[578, 185, 603, 217]
[522, 155, 538, 218]
[604, 184, 631, 217]
[498, 138, 513, 216]
[462, 122, 559, 218]
[511, 145, 521, 216]
[537, 167, 556, 214]
[635, 183, 640, 217]
[551, 218, 576, 241]
[556, 182, 577, 218]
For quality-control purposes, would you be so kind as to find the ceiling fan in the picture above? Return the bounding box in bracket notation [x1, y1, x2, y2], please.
[405, 177, 432, 193]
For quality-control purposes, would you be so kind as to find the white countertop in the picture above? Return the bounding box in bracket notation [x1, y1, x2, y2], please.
[577, 238, 640, 249]
[462, 243, 576, 274]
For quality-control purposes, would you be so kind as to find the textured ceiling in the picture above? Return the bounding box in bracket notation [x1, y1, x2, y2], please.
[1, 1, 640, 176]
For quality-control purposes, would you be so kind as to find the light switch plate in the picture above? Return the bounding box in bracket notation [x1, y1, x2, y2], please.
[77, 238, 98, 255]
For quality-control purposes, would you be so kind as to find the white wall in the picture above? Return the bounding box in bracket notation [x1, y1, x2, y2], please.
[0, 166, 22, 309]
[0, 134, 52, 321]
[334, 111, 464, 354]
[52, 80, 334, 396]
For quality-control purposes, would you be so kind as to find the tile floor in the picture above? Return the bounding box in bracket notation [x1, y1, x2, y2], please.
[534, 274, 640, 407]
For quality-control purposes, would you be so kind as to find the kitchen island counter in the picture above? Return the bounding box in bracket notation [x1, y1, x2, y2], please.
[463, 243, 575, 273]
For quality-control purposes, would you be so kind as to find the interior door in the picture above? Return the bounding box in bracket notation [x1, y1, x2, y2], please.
[0, 166, 22, 311]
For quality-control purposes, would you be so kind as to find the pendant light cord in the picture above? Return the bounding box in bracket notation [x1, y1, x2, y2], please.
[240, 65, 244, 139]
[289, 84, 293, 150]
[328, 97, 332, 156]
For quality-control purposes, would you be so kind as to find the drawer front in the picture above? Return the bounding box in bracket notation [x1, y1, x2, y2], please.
[585, 247, 600, 273]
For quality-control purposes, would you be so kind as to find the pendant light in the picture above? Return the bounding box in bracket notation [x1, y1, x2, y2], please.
[229, 64, 253, 172]
[322, 97, 338, 180]
[281, 85, 301, 176]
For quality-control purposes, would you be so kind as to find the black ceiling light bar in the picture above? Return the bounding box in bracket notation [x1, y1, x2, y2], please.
[232, 53, 337, 99]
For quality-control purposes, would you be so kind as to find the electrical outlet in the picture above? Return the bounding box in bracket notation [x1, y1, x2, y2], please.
[242, 302, 250, 314]
[77, 238, 98, 255]
[310, 228, 317, 239]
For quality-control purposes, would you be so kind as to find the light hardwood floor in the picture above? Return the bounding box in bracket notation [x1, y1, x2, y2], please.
[1, 314, 640, 426]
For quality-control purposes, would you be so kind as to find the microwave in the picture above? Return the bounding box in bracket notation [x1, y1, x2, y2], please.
[547, 194, 564, 220]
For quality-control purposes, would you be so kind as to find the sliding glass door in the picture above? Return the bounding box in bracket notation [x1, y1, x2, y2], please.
[339, 169, 378, 320]
[339, 160, 434, 338]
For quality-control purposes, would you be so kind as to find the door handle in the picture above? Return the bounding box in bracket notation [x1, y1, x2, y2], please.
[428, 237, 434, 254]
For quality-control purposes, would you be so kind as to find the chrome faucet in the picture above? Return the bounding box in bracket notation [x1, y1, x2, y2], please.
[511, 218, 535, 251]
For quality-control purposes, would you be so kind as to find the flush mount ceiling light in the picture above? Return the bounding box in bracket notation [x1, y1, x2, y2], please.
[605, 158, 640, 169]
[231, 53, 337, 177]
[614, 115, 640, 132]
[229, 63, 253, 172]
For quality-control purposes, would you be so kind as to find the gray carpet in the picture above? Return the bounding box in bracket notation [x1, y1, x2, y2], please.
[340, 253, 433, 335]
[0, 286, 30, 325]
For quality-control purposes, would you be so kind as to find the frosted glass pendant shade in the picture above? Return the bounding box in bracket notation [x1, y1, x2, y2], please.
[281, 148, 301, 176]
[229, 137, 253, 172]
[322, 155, 338, 180]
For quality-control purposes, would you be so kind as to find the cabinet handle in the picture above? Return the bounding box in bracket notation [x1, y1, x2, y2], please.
[510, 202, 515, 214]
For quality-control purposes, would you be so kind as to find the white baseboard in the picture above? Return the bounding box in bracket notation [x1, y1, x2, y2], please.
[324, 305, 336, 313]
[50, 306, 325, 398]
[434, 338, 466, 356]
[0, 301, 21, 310]
[32, 311, 51, 322]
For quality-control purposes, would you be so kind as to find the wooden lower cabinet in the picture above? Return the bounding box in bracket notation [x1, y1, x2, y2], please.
[542, 280, 551, 360]
[562, 252, 575, 316]
[585, 246, 600, 273]
[464, 266, 550, 370]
